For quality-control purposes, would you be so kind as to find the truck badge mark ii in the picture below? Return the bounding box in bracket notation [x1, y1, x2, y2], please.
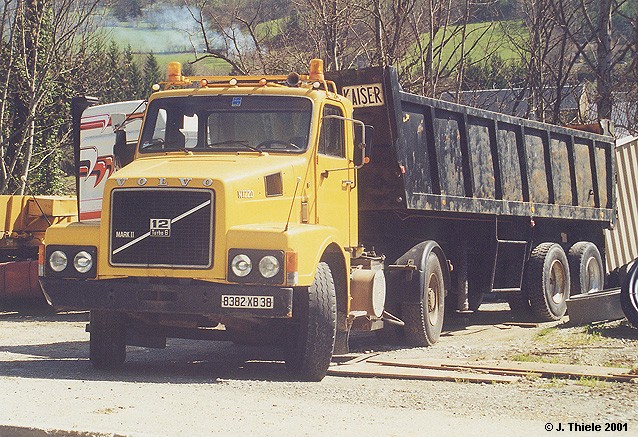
[40, 59, 616, 381]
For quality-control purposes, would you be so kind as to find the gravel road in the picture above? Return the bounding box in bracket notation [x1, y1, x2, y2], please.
[1, 304, 637, 436]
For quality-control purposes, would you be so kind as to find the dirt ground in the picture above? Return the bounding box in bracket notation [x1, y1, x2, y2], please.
[0, 302, 637, 436]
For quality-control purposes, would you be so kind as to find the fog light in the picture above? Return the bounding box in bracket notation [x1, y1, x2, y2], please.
[73, 251, 93, 273]
[49, 250, 67, 272]
[231, 254, 252, 277]
[259, 255, 280, 278]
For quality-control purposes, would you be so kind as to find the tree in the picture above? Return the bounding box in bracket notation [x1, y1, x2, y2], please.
[0, 0, 100, 195]
[143, 52, 161, 93]
[550, 0, 630, 120]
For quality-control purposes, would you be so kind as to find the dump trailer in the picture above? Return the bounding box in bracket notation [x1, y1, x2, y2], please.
[39, 61, 615, 381]
[0, 195, 76, 302]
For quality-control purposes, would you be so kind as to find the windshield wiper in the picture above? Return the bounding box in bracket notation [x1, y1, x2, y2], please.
[141, 138, 166, 150]
[206, 140, 260, 153]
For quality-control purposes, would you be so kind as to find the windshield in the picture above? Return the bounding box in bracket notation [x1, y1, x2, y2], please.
[139, 95, 312, 153]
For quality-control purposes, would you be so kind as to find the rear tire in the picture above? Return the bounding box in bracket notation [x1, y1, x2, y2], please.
[89, 310, 126, 370]
[568, 242, 603, 295]
[285, 262, 336, 381]
[525, 243, 570, 321]
[402, 252, 445, 346]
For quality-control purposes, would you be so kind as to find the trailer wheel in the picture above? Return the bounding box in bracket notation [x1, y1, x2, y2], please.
[89, 310, 126, 370]
[285, 262, 336, 381]
[526, 243, 570, 321]
[621, 261, 638, 328]
[568, 242, 603, 295]
[402, 252, 445, 346]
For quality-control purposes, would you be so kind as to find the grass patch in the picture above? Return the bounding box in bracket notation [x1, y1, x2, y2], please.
[535, 327, 557, 339]
[404, 20, 526, 71]
[510, 353, 561, 364]
[576, 377, 608, 389]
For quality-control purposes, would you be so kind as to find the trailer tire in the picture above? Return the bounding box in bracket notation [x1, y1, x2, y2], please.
[526, 243, 570, 321]
[402, 252, 445, 346]
[285, 262, 336, 381]
[621, 260, 638, 328]
[568, 242, 604, 295]
[89, 310, 126, 370]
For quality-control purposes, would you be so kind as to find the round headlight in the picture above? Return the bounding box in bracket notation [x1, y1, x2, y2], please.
[73, 251, 93, 273]
[231, 254, 252, 277]
[259, 255, 280, 278]
[49, 250, 68, 272]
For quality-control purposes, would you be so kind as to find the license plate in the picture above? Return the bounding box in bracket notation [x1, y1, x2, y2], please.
[221, 295, 274, 309]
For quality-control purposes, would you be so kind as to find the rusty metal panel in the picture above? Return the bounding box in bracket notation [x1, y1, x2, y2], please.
[495, 123, 524, 202]
[605, 137, 638, 271]
[549, 135, 573, 206]
[467, 118, 496, 199]
[573, 139, 596, 207]
[524, 129, 550, 204]
[432, 109, 465, 197]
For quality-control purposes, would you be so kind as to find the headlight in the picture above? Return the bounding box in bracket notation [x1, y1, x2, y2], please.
[259, 255, 280, 278]
[73, 251, 93, 273]
[231, 254, 252, 277]
[49, 250, 68, 272]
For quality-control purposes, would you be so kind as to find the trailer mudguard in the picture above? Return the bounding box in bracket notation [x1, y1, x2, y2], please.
[387, 240, 450, 304]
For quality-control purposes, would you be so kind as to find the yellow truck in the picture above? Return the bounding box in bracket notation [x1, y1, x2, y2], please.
[40, 60, 616, 381]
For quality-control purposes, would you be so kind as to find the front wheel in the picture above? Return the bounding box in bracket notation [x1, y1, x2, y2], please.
[89, 310, 126, 370]
[402, 252, 445, 346]
[285, 262, 337, 381]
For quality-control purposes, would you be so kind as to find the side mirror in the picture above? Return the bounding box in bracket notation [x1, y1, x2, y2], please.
[353, 124, 374, 167]
[113, 130, 135, 168]
[111, 113, 127, 129]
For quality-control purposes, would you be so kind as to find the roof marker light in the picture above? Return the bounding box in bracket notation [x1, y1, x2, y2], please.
[229, 78, 238, 86]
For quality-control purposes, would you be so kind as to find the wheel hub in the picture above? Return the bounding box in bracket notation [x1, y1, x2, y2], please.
[426, 273, 440, 326]
[549, 259, 567, 304]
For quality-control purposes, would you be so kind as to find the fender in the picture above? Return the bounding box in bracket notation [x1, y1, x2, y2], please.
[388, 240, 450, 303]
[227, 223, 346, 287]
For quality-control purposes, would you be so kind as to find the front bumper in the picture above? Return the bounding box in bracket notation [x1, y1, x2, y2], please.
[40, 277, 293, 318]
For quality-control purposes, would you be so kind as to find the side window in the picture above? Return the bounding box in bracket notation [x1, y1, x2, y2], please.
[319, 105, 345, 158]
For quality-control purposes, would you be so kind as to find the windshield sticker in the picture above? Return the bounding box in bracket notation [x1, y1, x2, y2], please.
[231, 97, 242, 107]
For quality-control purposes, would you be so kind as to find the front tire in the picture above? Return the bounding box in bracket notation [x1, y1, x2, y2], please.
[402, 252, 445, 346]
[525, 243, 570, 321]
[285, 262, 337, 381]
[89, 310, 126, 370]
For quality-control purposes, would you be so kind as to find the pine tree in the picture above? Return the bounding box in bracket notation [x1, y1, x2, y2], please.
[122, 45, 144, 99]
[143, 52, 161, 95]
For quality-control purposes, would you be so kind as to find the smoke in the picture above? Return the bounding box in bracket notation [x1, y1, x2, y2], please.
[101, 5, 221, 54]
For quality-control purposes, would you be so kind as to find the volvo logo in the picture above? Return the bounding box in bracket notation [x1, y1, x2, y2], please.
[114, 178, 214, 187]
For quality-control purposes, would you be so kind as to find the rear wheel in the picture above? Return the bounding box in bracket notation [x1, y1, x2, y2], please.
[285, 262, 336, 381]
[89, 310, 126, 370]
[568, 242, 603, 295]
[525, 243, 570, 321]
[402, 252, 445, 346]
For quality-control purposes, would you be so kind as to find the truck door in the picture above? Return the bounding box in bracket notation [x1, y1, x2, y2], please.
[316, 104, 354, 247]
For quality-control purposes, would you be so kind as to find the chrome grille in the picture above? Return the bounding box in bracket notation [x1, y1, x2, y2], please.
[110, 189, 214, 268]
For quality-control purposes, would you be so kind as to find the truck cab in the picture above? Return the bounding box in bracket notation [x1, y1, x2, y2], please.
[40, 60, 377, 381]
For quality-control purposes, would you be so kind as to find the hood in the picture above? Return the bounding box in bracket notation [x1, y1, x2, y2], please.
[110, 153, 308, 188]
